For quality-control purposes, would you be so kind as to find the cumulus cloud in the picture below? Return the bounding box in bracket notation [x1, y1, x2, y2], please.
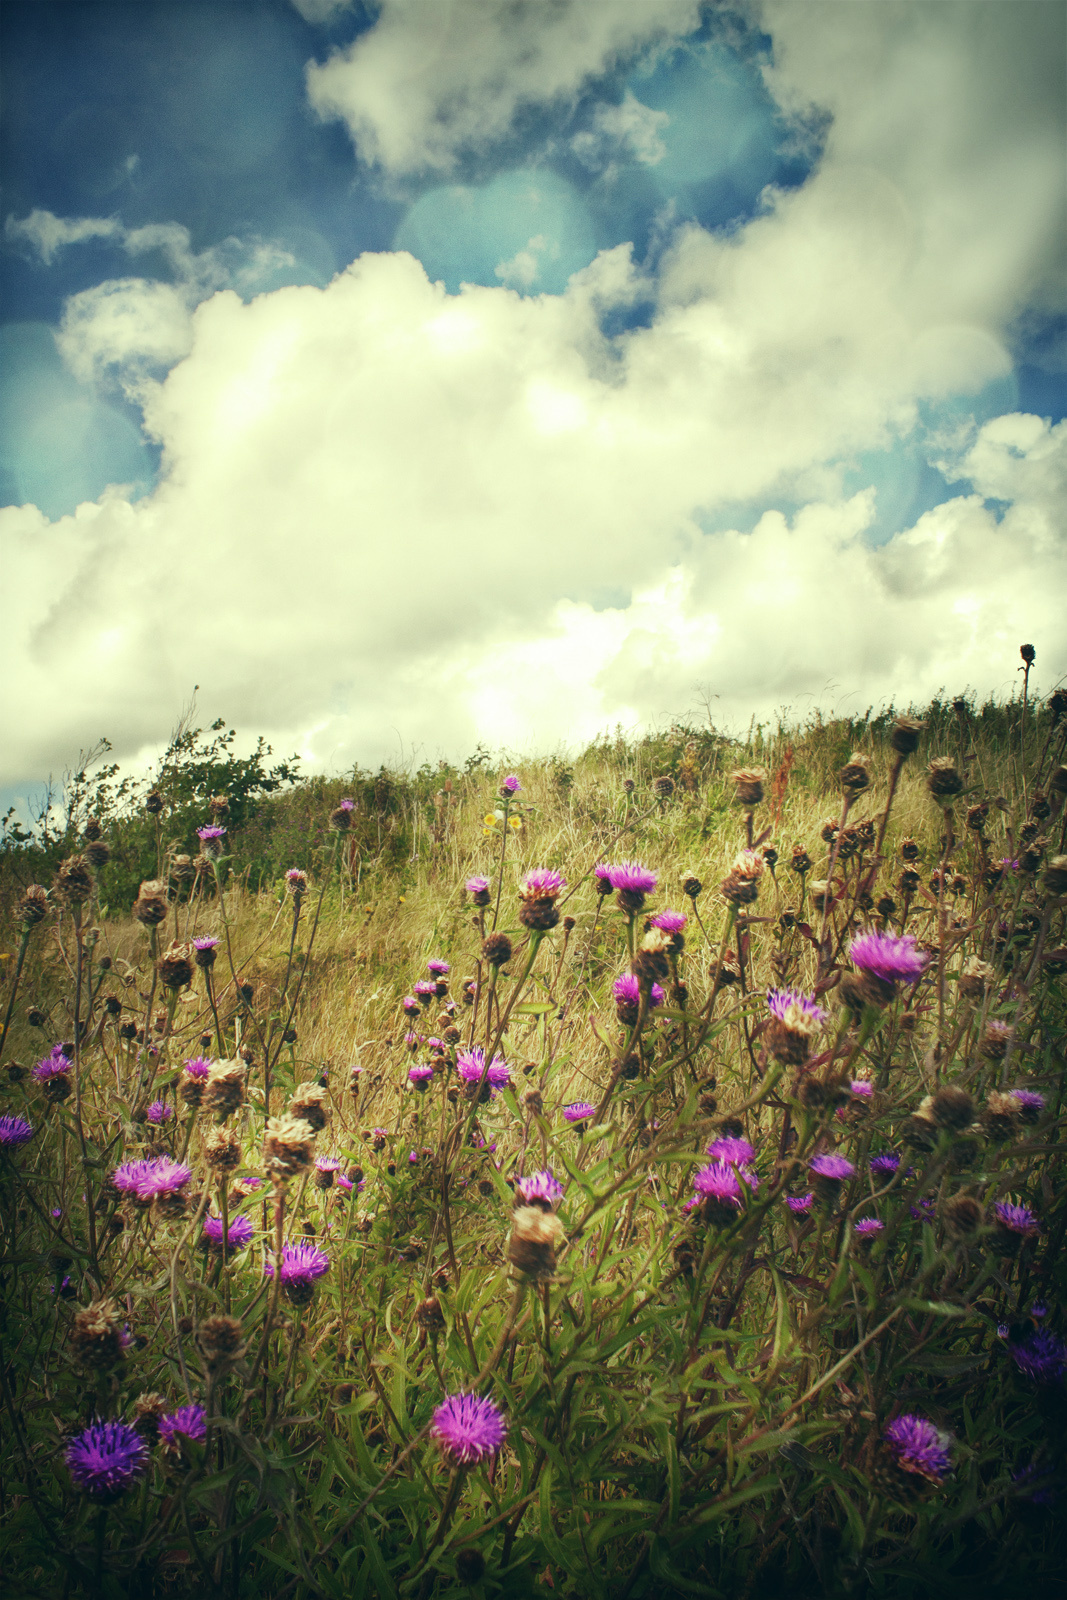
[305, 0, 702, 176]
[571, 91, 670, 171]
[5, 209, 123, 264]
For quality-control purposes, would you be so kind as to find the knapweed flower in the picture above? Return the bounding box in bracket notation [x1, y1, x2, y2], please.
[0, 1114, 34, 1147]
[192, 935, 219, 968]
[402, 995, 420, 1017]
[456, 1048, 511, 1096]
[883, 1414, 952, 1483]
[563, 1102, 595, 1124]
[65, 1420, 149, 1500]
[465, 875, 491, 906]
[112, 1159, 157, 1198]
[606, 861, 658, 913]
[650, 909, 686, 934]
[413, 980, 436, 1005]
[203, 1214, 253, 1251]
[329, 798, 355, 831]
[1011, 1088, 1045, 1123]
[500, 774, 521, 796]
[33, 1048, 72, 1088]
[850, 1080, 874, 1099]
[197, 825, 226, 859]
[870, 1151, 901, 1178]
[1008, 1329, 1067, 1384]
[765, 989, 827, 1065]
[692, 1161, 744, 1224]
[809, 1154, 855, 1182]
[264, 1241, 330, 1306]
[285, 868, 308, 895]
[993, 1201, 1040, 1240]
[159, 1404, 207, 1450]
[706, 1136, 755, 1166]
[146, 1100, 173, 1125]
[519, 868, 566, 930]
[180, 1055, 212, 1107]
[514, 1169, 564, 1210]
[786, 1194, 814, 1214]
[612, 972, 665, 1025]
[135, 1157, 193, 1204]
[854, 1218, 884, 1237]
[408, 1063, 434, 1091]
[431, 1393, 507, 1466]
[427, 958, 450, 976]
[849, 928, 927, 989]
[593, 861, 613, 897]
[720, 849, 765, 906]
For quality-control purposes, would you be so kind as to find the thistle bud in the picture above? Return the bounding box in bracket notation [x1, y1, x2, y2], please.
[682, 872, 702, 899]
[17, 885, 50, 929]
[482, 932, 512, 968]
[508, 1206, 563, 1279]
[203, 1061, 245, 1121]
[70, 1298, 128, 1369]
[157, 942, 194, 991]
[927, 758, 963, 800]
[730, 768, 766, 807]
[197, 1314, 246, 1372]
[790, 846, 811, 875]
[943, 1194, 983, 1241]
[890, 717, 923, 756]
[929, 1086, 975, 1132]
[133, 880, 169, 926]
[839, 753, 871, 793]
[54, 855, 94, 906]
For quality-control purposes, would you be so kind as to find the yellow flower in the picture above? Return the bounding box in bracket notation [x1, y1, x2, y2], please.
[508, 815, 523, 831]
[483, 812, 499, 828]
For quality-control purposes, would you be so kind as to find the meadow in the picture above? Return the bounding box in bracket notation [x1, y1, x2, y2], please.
[0, 664, 1064, 1599]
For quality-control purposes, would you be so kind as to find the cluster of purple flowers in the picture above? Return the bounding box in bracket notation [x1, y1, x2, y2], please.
[112, 1155, 192, 1204]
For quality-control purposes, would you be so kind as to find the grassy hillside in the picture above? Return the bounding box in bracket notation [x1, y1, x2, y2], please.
[0, 683, 1065, 1598]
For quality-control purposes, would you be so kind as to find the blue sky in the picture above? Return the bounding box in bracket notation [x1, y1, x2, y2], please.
[2, 0, 1066, 798]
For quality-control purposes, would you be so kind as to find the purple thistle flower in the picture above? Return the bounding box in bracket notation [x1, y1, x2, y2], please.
[1031, 1301, 1048, 1319]
[766, 989, 828, 1029]
[514, 1169, 564, 1209]
[809, 1154, 855, 1182]
[910, 1196, 936, 1222]
[1008, 1329, 1066, 1384]
[426, 1037, 447, 1054]
[182, 1056, 212, 1080]
[315, 1156, 341, 1173]
[870, 1151, 901, 1177]
[264, 1242, 330, 1285]
[593, 862, 613, 892]
[520, 868, 565, 900]
[408, 1063, 434, 1089]
[612, 973, 665, 1011]
[456, 1048, 511, 1094]
[33, 1052, 71, 1082]
[693, 1162, 743, 1208]
[650, 909, 686, 933]
[427, 958, 450, 976]
[1011, 1088, 1045, 1115]
[413, 980, 436, 1003]
[192, 935, 219, 952]
[111, 1159, 158, 1195]
[404, 1031, 420, 1050]
[145, 1100, 173, 1125]
[563, 1102, 596, 1124]
[849, 929, 927, 984]
[0, 1114, 34, 1147]
[197, 825, 226, 860]
[786, 1194, 814, 1214]
[402, 995, 420, 1016]
[501, 775, 521, 795]
[883, 1414, 952, 1483]
[430, 1393, 507, 1465]
[465, 876, 490, 895]
[606, 861, 658, 905]
[335, 1171, 355, 1193]
[706, 1136, 755, 1166]
[133, 1157, 193, 1202]
[338, 798, 355, 812]
[994, 1201, 1040, 1238]
[65, 1420, 149, 1499]
[203, 1213, 253, 1250]
[854, 1218, 884, 1236]
[159, 1405, 207, 1447]
[849, 1080, 874, 1098]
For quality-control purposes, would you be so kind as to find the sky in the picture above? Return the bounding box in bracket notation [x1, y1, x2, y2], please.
[2, 0, 1066, 803]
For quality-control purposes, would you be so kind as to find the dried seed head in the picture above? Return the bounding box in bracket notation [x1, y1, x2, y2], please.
[203, 1061, 246, 1121]
[204, 1127, 241, 1171]
[54, 855, 94, 906]
[635, 926, 672, 984]
[958, 956, 995, 999]
[730, 768, 766, 807]
[654, 774, 675, 799]
[927, 757, 963, 800]
[17, 885, 50, 929]
[70, 1298, 128, 1369]
[415, 1295, 445, 1331]
[157, 942, 194, 991]
[197, 1314, 246, 1371]
[209, 794, 230, 818]
[170, 853, 195, 883]
[930, 1086, 975, 1132]
[979, 1020, 1013, 1061]
[981, 1092, 1021, 1142]
[890, 717, 923, 757]
[482, 932, 513, 968]
[840, 753, 871, 793]
[943, 1194, 983, 1240]
[264, 1114, 317, 1182]
[682, 872, 702, 899]
[521, 1086, 544, 1117]
[1043, 855, 1067, 897]
[289, 1082, 329, 1133]
[1020, 642, 1036, 665]
[1049, 763, 1067, 794]
[508, 1206, 564, 1279]
[790, 845, 812, 874]
[84, 840, 110, 868]
[145, 789, 164, 815]
[133, 880, 169, 926]
[132, 1392, 167, 1441]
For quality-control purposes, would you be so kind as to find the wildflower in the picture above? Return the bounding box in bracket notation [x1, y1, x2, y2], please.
[692, 1161, 744, 1225]
[465, 875, 492, 907]
[593, 861, 614, 898]
[285, 868, 308, 896]
[649, 909, 686, 953]
[606, 861, 658, 914]
[927, 757, 963, 800]
[204, 1127, 240, 1171]
[959, 956, 995, 998]
[402, 995, 420, 1017]
[329, 799, 355, 831]
[289, 1083, 329, 1132]
[203, 1060, 245, 1120]
[509, 1204, 564, 1276]
[943, 1194, 983, 1239]
[145, 1101, 173, 1125]
[131, 1392, 167, 1441]
[870, 1151, 901, 1178]
[518, 868, 566, 931]
[848, 929, 927, 993]
[501, 774, 521, 796]
[993, 1201, 1040, 1249]
[883, 1414, 952, 1483]
[197, 1314, 246, 1372]
[635, 925, 672, 985]
[159, 1405, 207, 1450]
[854, 1218, 884, 1237]
[17, 884, 50, 928]
[612, 972, 665, 1025]
[1007, 1329, 1066, 1384]
[786, 1194, 814, 1214]
[70, 1298, 131, 1369]
[427, 958, 450, 976]
[314, 1156, 342, 1190]
[32, 1049, 72, 1103]
[706, 1136, 755, 1166]
[563, 1102, 595, 1124]
[840, 752, 871, 793]
[197, 825, 227, 859]
[765, 988, 827, 1065]
[514, 1169, 564, 1210]
[890, 716, 924, 756]
[111, 1158, 157, 1198]
[133, 879, 169, 926]
[456, 1048, 510, 1097]
[65, 1420, 149, 1500]
[482, 932, 513, 967]
[810, 1153, 854, 1206]
[192, 935, 219, 968]
[408, 1063, 434, 1091]
[414, 980, 437, 1006]
[850, 1080, 874, 1099]
[730, 768, 766, 806]
[1011, 1088, 1045, 1124]
[264, 1241, 330, 1306]
[263, 1115, 317, 1183]
[136, 1157, 193, 1204]
[54, 854, 94, 905]
[0, 1114, 34, 1147]
[981, 1091, 1021, 1141]
[720, 849, 764, 907]
[980, 1020, 1014, 1061]
[203, 1214, 253, 1251]
[430, 1393, 507, 1466]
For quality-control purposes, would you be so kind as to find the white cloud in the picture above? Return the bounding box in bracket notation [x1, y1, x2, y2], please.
[571, 91, 670, 171]
[305, 0, 702, 176]
[5, 209, 122, 264]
